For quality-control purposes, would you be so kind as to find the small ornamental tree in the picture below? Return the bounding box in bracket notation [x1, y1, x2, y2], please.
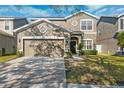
[116, 31, 124, 51]
[78, 43, 84, 55]
[78, 43, 83, 50]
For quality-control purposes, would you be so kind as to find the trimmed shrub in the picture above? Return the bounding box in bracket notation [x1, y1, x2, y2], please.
[79, 50, 84, 55]
[65, 50, 72, 58]
[83, 50, 97, 55]
[78, 43, 83, 50]
[78, 43, 84, 56]
[16, 50, 23, 57]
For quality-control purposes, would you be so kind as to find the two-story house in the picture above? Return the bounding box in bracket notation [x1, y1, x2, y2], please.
[2, 10, 123, 57]
[0, 17, 28, 55]
[14, 11, 98, 57]
[97, 14, 124, 54]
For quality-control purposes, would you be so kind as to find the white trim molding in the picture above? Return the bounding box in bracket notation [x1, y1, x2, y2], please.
[37, 25, 48, 33]
[118, 13, 124, 18]
[80, 19, 94, 32]
[83, 31, 96, 34]
[65, 10, 99, 19]
[0, 17, 14, 20]
[28, 11, 99, 21]
[14, 18, 71, 33]
[28, 17, 65, 21]
[22, 36, 65, 40]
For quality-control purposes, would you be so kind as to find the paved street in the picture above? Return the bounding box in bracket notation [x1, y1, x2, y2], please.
[0, 56, 66, 88]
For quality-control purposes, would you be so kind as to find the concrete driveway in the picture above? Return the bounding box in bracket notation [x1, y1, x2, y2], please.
[0, 56, 66, 88]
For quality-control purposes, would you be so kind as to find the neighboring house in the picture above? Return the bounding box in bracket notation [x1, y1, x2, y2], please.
[0, 17, 28, 55]
[97, 14, 124, 54]
[0, 17, 28, 35]
[13, 11, 98, 57]
[97, 16, 118, 54]
[0, 30, 15, 55]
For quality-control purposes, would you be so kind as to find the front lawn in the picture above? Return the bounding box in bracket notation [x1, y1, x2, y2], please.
[65, 55, 124, 86]
[0, 54, 17, 62]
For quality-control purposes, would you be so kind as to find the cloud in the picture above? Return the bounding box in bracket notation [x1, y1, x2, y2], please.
[93, 8, 108, 16]
[115, 8, 124, 12]
[0, 8, 8, 12]
[86, 5, 106, 12]
[0, 5, 124, 17]
[0, 6, 51, 17]
[18, 6, 50, 17]
[96, 7, 124, 16]
[86, 6, 123, 16]
[112, 8, 124, 15]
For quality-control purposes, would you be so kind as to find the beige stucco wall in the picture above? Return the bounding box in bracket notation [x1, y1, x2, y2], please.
[97, 38, 118, 54]
[16, 22, 70, 53]
[97, 22, 118, 41]
[0, 35, 15, 54]
[51, 12, 98, 48]
[52, 12, 98, 32]
[97, 21, 118, 54]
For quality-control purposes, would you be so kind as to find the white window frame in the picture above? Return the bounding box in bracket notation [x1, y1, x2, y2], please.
[3, 20, 10, 31]
[83, 39, 93, 50]
[118, 18, 124, 31]
[80, 19, 93, 31]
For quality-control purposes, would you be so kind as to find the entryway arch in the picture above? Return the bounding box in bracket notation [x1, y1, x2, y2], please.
[70, 37, 79, 54]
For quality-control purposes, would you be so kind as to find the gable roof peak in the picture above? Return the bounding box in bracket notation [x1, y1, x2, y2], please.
[118, 13, 124, 18]
[65, 10, 99, 19]
[14, 18, 71, 33]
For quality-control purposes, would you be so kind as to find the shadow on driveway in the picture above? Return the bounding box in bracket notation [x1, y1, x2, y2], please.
[0, 56, 66, 88]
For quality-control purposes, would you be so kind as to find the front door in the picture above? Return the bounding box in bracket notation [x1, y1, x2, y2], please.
[70, 41, 76, 54]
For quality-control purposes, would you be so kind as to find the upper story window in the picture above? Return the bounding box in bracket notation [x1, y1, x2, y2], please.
[4, 20, 10, 31]
[80, 19, 93, 31]
[119, 18, 124, 30]
[120, 19, 124, 30]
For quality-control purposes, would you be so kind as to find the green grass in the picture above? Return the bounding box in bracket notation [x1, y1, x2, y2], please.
[0, 54, 17, 62]
[65, 55, 124, 85]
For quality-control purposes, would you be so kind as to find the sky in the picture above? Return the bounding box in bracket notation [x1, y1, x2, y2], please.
[0, 5, 124, 17]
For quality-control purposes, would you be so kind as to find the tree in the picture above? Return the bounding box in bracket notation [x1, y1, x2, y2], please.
[49, 5, 85, 16]
[78, 43, 83, 50]
[78, 43, 84, 55]
[116, 31, 124, 51]
[14, 5, 85, 17]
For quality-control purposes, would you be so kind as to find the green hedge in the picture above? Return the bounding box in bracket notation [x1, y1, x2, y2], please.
[81, 50, 97, 55]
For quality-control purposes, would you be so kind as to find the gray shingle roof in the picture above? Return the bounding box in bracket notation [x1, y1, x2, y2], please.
[97, 16, 118, 25]
[13, 18, 28, 29]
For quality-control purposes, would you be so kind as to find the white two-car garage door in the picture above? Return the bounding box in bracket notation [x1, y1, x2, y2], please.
[23, 37, 65, 58]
